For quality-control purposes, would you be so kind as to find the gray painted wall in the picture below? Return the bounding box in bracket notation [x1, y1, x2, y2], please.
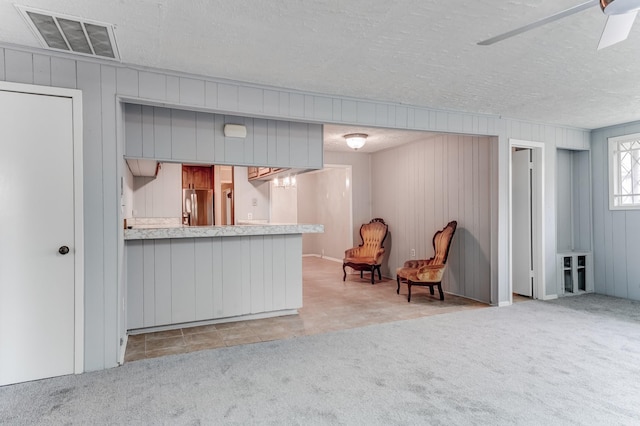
[0, 43, 592, 372]
[372, 134, 492, 303]
[297, 167, 352, 260]
[592, 121, 640, 301]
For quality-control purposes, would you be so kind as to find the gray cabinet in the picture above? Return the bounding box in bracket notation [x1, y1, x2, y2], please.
[557, 252, 592, 295]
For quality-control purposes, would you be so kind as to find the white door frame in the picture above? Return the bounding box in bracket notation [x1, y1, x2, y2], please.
[509, 138, 545, 304]
[0, 81, 84, 375]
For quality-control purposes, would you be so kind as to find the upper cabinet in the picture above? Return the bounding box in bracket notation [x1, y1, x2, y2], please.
[124, 104, 323, 170]
[182, 165, 213, 189]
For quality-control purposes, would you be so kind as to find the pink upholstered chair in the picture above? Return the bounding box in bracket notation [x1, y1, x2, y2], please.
[396, 221, 457, 302]
[343, 218, 388, 284]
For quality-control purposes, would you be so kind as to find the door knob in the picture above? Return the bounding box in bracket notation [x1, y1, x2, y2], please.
[58, 246, 70, 255]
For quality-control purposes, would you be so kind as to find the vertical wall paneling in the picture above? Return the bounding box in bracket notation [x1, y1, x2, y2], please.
[239, 86, 263, 114]
[263, 237, 274, 312]
[211, 238, 224, 317]
[218, 83, 239, 111]
[2, 44, 613, 372]
[222, 237, 243, 317]
[243, 116, 255, 164]
[77, 61, 105, 370]
[142, 105, 155, 158]
[5, 50, 33, 84]
[276, 121, 291, 166]
[154, 241, 172, 326]
[250, 237, 265, 313]
[142, 240, 156, 327]
[271, 236, 286, 310]
[0, 48, 5, 80]
[171, 108, 197, 161]
[590, 130, 607, 294]
[213, 113, 225, 161]
[101, 64, 119, 364]
[223, 115, 245, 164]
[33, 54, 51, 86]
[205, 81, 218, 109]
[166, 75, 180, 103]
[170, 239, 196, 323]
[153, 107, 172, 160]
[253, 119, 268, 164]
[116, 68, 138, 97]
[285, 235, 303, 308]
[240, 237, 252, 313]
[179, 77, 205, 106]
[138, 71, 166, 100]
[263, 90, 280, 116]
[290, 122, 309, 167]
[124, 104, 143, 157]
[195, 239, 215, 318]
[196, 112, 215, 162]
[126, 241, 143, 329]
[50, 57, 76, 89]
[371, 134, 492, 303]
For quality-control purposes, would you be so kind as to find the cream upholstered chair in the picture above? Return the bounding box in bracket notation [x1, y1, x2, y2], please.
[396, 221, 457, 302]
[343, 218, 388, 284]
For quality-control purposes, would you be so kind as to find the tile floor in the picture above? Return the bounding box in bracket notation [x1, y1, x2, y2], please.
[124, 256, 488, 362]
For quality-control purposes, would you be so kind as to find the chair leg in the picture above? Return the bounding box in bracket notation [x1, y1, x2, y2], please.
[429, 286, 435, 295]
[370, 266, 375, 284]
[343, 264, 347, 281]
[396, 276, 400, 294]
[407, 282, 412, 302]
[438, 283, 444, 301]
[377, 266, 382, 280]
[360, 271, 363, 279]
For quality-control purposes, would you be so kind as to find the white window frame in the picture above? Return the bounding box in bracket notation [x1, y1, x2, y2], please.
[609, 132, 640, 210]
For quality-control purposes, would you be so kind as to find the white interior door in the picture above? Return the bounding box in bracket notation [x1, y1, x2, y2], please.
[0, 89, 77, 385]
[512, 149, 533, 297]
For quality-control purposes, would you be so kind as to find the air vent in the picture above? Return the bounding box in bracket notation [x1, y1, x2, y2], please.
[17, 6, 120, 61]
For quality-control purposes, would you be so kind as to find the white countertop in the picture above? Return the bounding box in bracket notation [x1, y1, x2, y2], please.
[124, 223, 324, 240]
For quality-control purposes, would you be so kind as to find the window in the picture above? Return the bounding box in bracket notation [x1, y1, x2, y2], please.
[609, 133, 640, 210]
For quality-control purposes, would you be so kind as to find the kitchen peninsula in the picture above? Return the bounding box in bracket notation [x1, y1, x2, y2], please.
[125, 223, 323, 332]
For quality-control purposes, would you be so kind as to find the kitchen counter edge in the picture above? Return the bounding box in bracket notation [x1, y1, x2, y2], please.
[124, 223, 324, 240]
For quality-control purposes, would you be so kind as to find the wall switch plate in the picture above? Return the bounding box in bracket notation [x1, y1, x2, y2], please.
[411, 249, 416, 258]
[252, 198, 257, 207]
[248, 213, 253, 220]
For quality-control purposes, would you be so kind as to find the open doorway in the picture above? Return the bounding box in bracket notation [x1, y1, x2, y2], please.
[509, 139, 545, 302]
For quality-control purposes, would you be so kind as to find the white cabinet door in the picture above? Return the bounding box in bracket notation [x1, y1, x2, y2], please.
[0, 89, 76, 385]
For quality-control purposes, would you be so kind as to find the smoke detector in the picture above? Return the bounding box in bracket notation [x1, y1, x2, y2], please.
[17, 5, 120, 61]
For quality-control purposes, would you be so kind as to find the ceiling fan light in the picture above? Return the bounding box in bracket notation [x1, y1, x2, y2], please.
[344, 133, 367, 150]
[600, 0, 640, 15]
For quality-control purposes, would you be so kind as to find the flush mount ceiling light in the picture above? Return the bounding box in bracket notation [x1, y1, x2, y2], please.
[344, 133, 367, 150]
[17, 6, 120, 60]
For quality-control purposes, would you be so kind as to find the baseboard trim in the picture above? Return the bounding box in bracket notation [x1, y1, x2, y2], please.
[498, 301, 512, 307]
[541, 294, 558, 301]
[303, 253, 343, 263]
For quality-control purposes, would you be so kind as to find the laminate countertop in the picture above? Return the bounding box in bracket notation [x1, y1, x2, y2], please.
[124, 223, 324, 240]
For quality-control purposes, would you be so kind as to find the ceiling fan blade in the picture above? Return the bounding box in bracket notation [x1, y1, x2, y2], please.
[478, 0, 599, 46]
[598, 10, 638, 49]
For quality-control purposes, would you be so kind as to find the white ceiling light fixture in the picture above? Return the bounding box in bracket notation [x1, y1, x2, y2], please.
[344, 133, 368, 151]
[224, 124, 247, 138]
[16, 6, 120, 60]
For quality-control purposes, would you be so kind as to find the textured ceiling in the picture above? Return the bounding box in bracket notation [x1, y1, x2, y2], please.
[2, 0, 640, 134]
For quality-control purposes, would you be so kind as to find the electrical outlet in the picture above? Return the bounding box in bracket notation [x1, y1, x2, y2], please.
[248, 213, 253, 220]
[411, 249, 416, 258]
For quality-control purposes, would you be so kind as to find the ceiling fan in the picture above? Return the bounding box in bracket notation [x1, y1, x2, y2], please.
[478, 0, 640, 49]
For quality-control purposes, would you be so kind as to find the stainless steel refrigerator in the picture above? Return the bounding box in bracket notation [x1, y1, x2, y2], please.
[182, 189, 214, 226]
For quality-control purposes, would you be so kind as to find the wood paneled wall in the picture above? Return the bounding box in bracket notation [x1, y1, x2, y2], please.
[124, 104, 323, 168]
[0, 43, 592, 372]
[591, 122, 640, 301]
[126, 235, 302, 330]
[372, 134, 492, 303]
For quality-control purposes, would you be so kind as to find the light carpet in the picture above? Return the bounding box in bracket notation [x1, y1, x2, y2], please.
[1, 294, 640, 425]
